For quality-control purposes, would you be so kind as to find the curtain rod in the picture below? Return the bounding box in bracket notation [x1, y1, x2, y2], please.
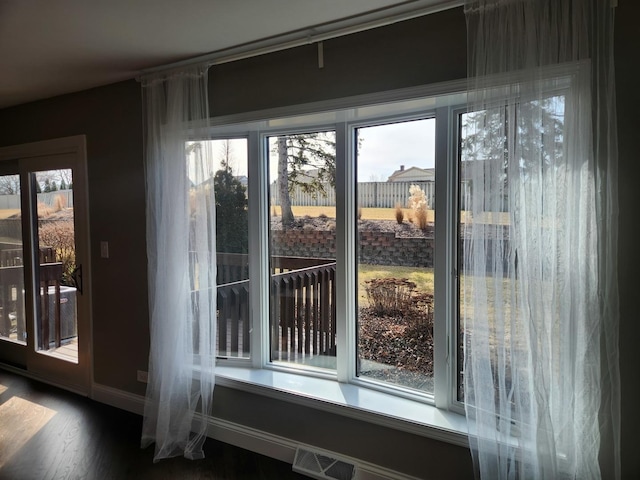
[137, 0, 463, 79]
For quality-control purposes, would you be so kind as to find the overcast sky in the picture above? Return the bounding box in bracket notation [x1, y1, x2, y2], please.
[199, 117, 436, 183]
[356, 118, 435, 181]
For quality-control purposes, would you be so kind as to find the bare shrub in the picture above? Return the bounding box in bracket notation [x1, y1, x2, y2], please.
[365, 278, 416, 317]
[37, 202, 54, 219]
[415, 209, 427, 230]
[394, 203, 404, 224]
[410, 292, 434, 327]
[39, 220, 75, 285]
[53, 194, 67, 212]
[408, 184, 429, 230]
[364, 277, 434, 325]
[357, 207, 362, 220]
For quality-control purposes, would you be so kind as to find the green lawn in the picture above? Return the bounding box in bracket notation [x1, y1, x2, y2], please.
[272, 205, 508, 225]
[358, 264, 434, 307]
[272, 205, 436, 222]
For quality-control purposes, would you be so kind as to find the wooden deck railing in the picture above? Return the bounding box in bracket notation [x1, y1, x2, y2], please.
[0, 247, 67, 350]
[210, 254, 336, 361]
[38, 262, 64, 350]
[0, 265, 25, 341]
[216, 279, 250, 357]
[270, 260, 336, 360]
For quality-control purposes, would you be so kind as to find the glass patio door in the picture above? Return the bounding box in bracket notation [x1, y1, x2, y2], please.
[0, 170, 27, 358]
[0, 137, 91, 394]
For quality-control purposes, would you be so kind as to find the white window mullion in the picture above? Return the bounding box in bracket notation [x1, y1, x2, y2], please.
[433, 105, 457, 409]
[248, 130, 269, 368]
[335, 122, 355, 383]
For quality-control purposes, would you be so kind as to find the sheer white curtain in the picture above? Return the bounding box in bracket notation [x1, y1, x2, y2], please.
[140, 64, 217, 462]
[462, 0, 620, 478]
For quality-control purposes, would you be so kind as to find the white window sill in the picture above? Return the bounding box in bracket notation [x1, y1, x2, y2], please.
[215, 366, 469, 448]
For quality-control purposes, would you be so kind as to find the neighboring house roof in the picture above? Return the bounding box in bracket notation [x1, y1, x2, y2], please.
[387, 166, 435, 182]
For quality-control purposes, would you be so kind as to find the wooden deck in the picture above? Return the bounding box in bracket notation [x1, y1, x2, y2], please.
[0, 334, 78, 363]
[45, 337, 78, 363]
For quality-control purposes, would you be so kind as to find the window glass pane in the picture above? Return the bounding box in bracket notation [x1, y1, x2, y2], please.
[0, 174, 26, 345]
[356, 118, 435, 393]
[268, 131, 337, 370]
[458, 96, 565, 402]
[34, 170, 78, 362]
[189, 139, 250, 359]
[458, 107, 510, 402]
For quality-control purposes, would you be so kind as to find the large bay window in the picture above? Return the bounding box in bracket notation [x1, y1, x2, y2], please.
[203, 85, 471, 419]
[192, 72, 592, 453]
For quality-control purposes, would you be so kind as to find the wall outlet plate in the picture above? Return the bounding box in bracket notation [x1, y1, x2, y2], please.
[137, 370, 148, 383]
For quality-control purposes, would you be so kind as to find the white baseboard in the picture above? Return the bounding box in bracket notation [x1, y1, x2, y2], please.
[90, 381, 421, 480]
[205, 416, 423, 480]
[91, 382, 145, 415]
[0, 362, 89, 397]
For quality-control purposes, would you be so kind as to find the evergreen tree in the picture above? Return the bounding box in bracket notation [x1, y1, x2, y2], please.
[460, 96, 565, 212]
[214, 160, 248, 254]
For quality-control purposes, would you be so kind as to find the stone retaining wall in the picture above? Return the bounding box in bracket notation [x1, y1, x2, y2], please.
[271, 228, 434, 268]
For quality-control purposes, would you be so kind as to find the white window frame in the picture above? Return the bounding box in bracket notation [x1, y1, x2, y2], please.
[208, 79, 471, 446]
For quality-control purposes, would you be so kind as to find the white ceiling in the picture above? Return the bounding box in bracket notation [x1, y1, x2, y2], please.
[0, 0, 454, 109]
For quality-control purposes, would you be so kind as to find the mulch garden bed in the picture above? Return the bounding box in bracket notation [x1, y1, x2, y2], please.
[358, 306, 434, 387]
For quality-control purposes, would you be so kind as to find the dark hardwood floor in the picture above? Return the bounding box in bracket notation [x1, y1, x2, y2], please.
[0, 370, 308, 480]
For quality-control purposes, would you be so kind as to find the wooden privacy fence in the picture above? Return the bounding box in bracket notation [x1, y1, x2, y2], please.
[0, 190, 74, 210]
[210, 254, 337, 361]
[357, 181, 435, 208]
[269, 181, 436, 209]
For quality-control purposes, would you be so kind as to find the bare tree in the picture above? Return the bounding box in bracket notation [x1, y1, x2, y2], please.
[275, 132, 336, 227]
[0, 174, 20, 195]
[277, 138, 294, 225]
[220, 139, 235, 174]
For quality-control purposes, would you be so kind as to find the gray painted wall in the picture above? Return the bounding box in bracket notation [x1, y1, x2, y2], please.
[0, 4, 638, 478]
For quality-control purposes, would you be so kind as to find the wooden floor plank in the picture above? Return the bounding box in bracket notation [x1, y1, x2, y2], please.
[0, 370, 307, 480]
